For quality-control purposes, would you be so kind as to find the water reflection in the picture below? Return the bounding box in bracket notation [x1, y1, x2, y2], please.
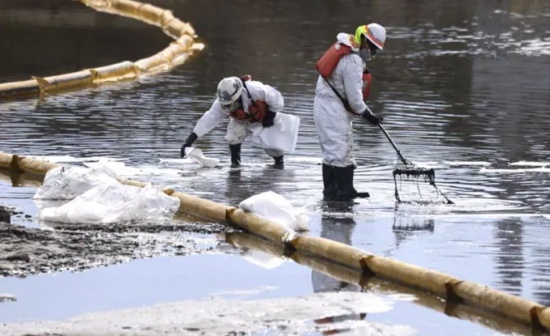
[224, 164, 298, 205]
[392, 215, 435, 250]
[312, 205, 360, 293]
[313, 312, 367, 335]
[494, 218, 524, 298]
[533, 240, 550, 306]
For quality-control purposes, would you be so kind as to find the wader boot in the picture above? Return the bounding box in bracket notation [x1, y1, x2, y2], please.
[322, 163, 338, 200]
[273, 155, 284, 167]
[334, 165, 370, 201]
[229, 144, 241, 167]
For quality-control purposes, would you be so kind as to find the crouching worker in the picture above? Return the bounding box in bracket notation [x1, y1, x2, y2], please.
[314, 23, 386, 201]
[181, 75, 297, 167]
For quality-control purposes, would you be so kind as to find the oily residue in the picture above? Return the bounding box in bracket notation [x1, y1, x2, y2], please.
[0, 221, 232, 278]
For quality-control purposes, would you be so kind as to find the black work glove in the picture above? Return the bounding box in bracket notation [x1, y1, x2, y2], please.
[180, 132, 198, 158]
[361, 109, 383, 126]
[262, 110, 277, 128]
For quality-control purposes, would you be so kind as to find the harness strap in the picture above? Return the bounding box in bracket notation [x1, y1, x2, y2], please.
[320, 75, 360, 116]
[241, 79, 254, 102]
[233, 78, 267, 123]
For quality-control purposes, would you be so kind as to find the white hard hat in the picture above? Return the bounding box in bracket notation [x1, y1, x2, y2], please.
[365, 23, 386, 50]
[217, 77, 243, 105]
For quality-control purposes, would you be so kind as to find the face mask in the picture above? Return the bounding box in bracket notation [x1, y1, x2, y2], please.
[359, 48, 375, 62]
[223, 96, 243, 112]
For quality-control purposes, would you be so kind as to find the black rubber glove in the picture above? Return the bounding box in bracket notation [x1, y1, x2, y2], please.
[180, 132, 198, 158]
[262, 110, 277, 128]
[361, 109, 383, 125]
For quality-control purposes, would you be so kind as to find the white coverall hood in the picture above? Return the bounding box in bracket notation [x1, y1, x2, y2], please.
[336, 33, 359, 52]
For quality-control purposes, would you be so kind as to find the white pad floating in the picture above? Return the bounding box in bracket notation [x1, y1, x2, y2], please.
[33, 166, 179, 224]
[239, 191, 310, 232]
[185, 147, 219, 168]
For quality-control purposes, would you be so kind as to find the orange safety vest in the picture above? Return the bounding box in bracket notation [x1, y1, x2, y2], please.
[316, 42, 372, 102]
[229, 75, 268, 123]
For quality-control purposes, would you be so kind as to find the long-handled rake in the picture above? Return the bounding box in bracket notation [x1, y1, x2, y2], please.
[366, 107, 453, 204]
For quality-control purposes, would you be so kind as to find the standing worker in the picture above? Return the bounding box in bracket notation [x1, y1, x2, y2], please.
[181, 75, 295, 167]
[314, 23, 386, 201]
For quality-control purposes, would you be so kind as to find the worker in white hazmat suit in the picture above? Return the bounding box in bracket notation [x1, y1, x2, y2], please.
[181, 75, 286, 167]
[314, 23, 386, 201]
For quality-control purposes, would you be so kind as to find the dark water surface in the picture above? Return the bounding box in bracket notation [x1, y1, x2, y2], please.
[1, 0, 550, 335]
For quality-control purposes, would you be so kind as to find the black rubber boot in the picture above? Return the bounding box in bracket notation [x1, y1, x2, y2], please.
[334, 165, 370, 201]
[322, 163, 338, 200]
[273, 155, 284, 167]
[229, 144, 241, 167]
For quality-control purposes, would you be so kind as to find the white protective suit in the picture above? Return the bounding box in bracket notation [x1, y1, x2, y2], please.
[193, 80, 286, 158]
[314, 33, 368, 167]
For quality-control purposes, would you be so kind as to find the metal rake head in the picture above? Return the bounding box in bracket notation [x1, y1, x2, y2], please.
[393, 167, 435, 182]
[393, 159, 436, 182]
[392, 163, 453, 205]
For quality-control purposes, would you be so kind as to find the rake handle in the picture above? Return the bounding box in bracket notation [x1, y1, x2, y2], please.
[363, 105, 409, 165]
[377, 123, 409, 165]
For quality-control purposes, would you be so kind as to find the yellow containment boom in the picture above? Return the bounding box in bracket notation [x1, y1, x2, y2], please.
[1, 150, 550, 332]
[225, 231, 541, 336]
[0, 0, 203, 101]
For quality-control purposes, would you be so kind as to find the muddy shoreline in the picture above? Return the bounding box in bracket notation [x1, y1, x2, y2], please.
[0, 220, 233, 278]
